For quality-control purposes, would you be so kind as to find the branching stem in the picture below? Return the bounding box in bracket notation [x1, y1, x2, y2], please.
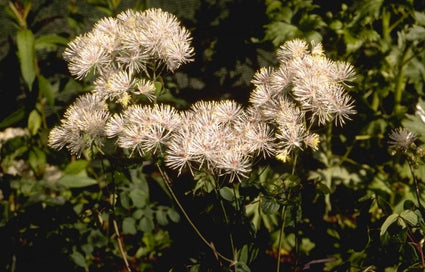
[112, 218, 132, 272]
[156, 164, 234, 264]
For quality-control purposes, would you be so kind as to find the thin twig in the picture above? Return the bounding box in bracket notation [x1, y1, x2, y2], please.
[408, 160, 423, 209]
[156, 163, 234, 264]
[113, 218, 132, 272]
[276, 204, 288, 272]
[99, 156, 131, 271]
[406, 229, 425, 267]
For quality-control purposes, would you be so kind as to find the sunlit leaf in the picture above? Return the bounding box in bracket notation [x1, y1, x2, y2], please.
[27, 109, 41, 135]
[16, 29, 36, 90]
[400, 210, 418, 226]
[57, 175, 97, 188]
[220, 186, 234, 201]
[380, 214, 399, 236]
[64, 160, 88, 175]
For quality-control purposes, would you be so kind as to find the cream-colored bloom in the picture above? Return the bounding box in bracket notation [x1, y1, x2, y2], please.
[388, 128, 417, 152]
[48, 94, 110, 157]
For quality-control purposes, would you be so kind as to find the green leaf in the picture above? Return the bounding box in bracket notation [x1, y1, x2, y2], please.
[400, 210, 418, 226]
[238, 244, 249, 263]
[16, 29, 36, 90]
[414, 11, 425, 26]
[219, 186, 234, 201]
[0, 107, 25, 129]
[133, 209, 144, 220]
[70, 249, 87, 268]
[138, 216, 154, 233]
[380, 214, 399, 236]
[64, 160, 88, 175]
[167, 208, 180, 223]
[129, 189, 148, 208]
[156, 209, 169, 226]
[35, 34, 68, 51]
[38, 75, 55, 106]
[57, 175, 97, 188]
[122, 217, 137, 235]
[235, 262, 251, 272]
[120, 192, 131, 209]
[261, 196, 280, 214]
[27, 109, 41, 135]
[406, 25, 425, 42]
[28, 147, 46, 176]
[316, 182, 330, 195]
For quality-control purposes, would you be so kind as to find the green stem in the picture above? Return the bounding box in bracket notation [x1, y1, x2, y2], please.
[214, 182, 236, 257]
[112, 218, 132, 272]
[370, 92, 380, 112]
[8, 1, 28, 29]
[393, 44, 412, 115]
[276, 154, 298, 272]
[156, 164, 234, 264]
[97, 155, 130, 271]
[408, 160, 423, 209]
[276, 204, 288, 272]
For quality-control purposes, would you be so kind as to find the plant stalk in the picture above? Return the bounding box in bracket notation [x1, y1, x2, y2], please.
[408, 160, 423, 209]
[113, 218, 132, 272]
[276, 204, 288, 272]
[156, 164, 234, 264]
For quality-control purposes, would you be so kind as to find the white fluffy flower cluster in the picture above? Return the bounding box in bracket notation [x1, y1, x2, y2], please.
[63, 8, 194, 105]
[49, 9, 357, 183]
[249, 39, 356, 161]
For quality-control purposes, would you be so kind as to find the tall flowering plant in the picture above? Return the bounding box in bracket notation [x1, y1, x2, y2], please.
[49, 8, 356, 271]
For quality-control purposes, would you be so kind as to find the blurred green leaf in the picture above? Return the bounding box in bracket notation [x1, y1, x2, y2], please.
[133, 209, 144, 220]
[70, 249, 87, 269]
[28, 146, 46, 176]
[414, 11, 425, 26]
[219, 186, 234, 201]
[261, 196, 280, 215]
[16, 29, 36, 90]
[27, 109, 41, 135]
[238, 244, 249, 263]
[38, 75, 55, 106]
[406, 25, 425, 42]
[129, 189, 148, 208]
[122, 217, 137, 235]
[64, 160, 89, 175]
[35, 34, 68, 51]
[138, 216, 154, 233]
[120, 191, 131, 209]
[235, 262, 251, 272]
[156, 208, 169, 226]
[380, 214, 399, 236]
[400, 210, 418, 227]
[0, 107, 25, 129]
[167, 208, 180, 223]
[57, 175, 97, 188]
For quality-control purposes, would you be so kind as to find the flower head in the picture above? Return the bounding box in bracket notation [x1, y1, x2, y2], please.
[388, 128, 417, 152]
[48, 94, 110, 157]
